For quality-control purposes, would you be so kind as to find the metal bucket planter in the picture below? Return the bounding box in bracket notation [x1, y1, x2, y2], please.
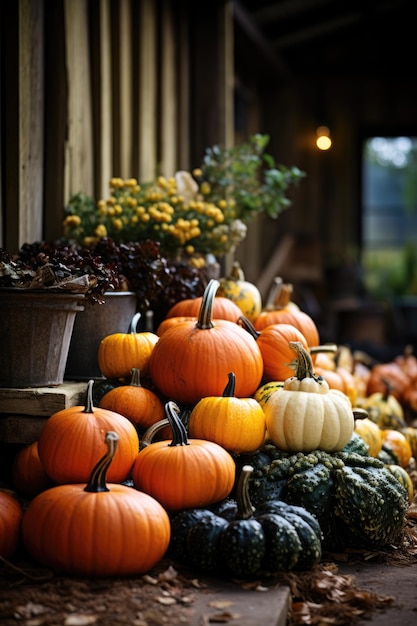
[65, 291, 137, 380]
[0, 290, 85, 388]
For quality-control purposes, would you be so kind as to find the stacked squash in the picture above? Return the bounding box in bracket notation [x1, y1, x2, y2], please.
[6, 271, 416, 581]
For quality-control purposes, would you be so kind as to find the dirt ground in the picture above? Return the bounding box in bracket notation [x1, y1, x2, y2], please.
[1, 516, 417, 626]
[1, 468, 417, 626]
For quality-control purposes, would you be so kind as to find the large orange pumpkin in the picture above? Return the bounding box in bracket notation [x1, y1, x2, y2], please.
[22, 431, 170, 576]
[38, 380, 139, 484]
[254, 279, 320, 347]
[148, 280, 264, 404]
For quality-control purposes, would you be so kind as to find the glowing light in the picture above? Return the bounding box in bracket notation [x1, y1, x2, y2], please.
[316, 126, 332, 150]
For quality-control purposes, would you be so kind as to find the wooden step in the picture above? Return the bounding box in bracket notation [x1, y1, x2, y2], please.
[0, 381, 88, 444]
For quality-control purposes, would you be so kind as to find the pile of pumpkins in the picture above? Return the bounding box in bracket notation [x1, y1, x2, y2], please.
[2, 261, 417, 578]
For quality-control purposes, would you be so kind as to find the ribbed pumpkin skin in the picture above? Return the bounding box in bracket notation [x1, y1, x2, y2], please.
[254, 308, 319, 347]
[381, 429, 412, 468]
[21, 483, 170, 576]
[188, 396, 266, 453]
[0, 490, 23, 559]
[12, 441, 54, 496]
[149, 320, 264, 404]
[165, 296, 242, 322]
[265, 384, 354, 452]
[99, 370, 165, 430]
[132, 439, 236, 511]
[98, 331, 159, 379]
[255, 323, 309, 382]
[38, 406, 139, 484]
[156, 316, 197, 337]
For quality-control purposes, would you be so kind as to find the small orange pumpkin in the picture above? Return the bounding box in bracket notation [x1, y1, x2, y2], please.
[38, 379, 139, 484]
[254, 279, 320, 347]
[99, 367, 165, 431]
[239, 316, 309, 382]
[188, 372, 266, 453]
[22, 431, 170, 576]
[132, 401, 236, 511]
[380, 429, 412, 468]
[12, 441, 54, 496]
[0, 489, 23, 560]
[98, 312, 159, 380]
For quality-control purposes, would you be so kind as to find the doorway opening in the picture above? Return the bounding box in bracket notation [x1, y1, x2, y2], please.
[361, 135, 417, 302]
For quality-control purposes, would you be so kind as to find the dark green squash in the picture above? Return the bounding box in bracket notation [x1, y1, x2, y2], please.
[240, 442, 409, 551]
[169, 465, 322, 576]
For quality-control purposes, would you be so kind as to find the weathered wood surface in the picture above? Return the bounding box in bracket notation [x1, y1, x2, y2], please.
[0, 381, 88, 444]
[0, 382, 88, 417]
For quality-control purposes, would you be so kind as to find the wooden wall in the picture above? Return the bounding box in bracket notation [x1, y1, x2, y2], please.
[0, 0, 234, 252]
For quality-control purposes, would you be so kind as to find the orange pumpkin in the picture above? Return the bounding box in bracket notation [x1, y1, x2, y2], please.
[188, 372, 266, 453]
[99, 367, 165, 431]
[38, 380, 139, 484]
[98, 312, 159, 380]
[0, 489, 23, 560]
[381, 429, 413, 468]
[132, 401, 236, 511]
[254, 279, 320, 347]
[164, 292, 242, 322]
[156, 316, 197, 337]
[12, 441, 54, 496]
[240, 316, 309, 382]
[22, 431, 170, 576]
[148, 280, 264, 404]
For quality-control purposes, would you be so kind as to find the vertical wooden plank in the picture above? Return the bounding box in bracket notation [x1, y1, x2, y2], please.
[177, 2, 190, 170]
[19, 0, 44, 246]
[64, 0, 94, 200]
[138, 0, 157, 181]
[43, 0, 68, 242]
[118, 0, 133, 179]
[0, 2, 19, 252]
[159, 0, 177, 177]
[220, 0, 234, 150]
[97, 0, 112, 199]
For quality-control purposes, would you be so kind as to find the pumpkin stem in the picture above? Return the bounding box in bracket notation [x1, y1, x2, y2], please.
[196, 279, 219, 330]
[237, 315, 260, 339]
[309, 344, 338, 356]
[84, 431, 119, 493]
[289, 341, 317, 380]
[265, 276, 283, 309]
[235, 465, 255, 520]
[140, 418, 170, 449]
[353, 408, 369, 420]
[166, 401, 189, 447]
[223, 372, 236, 397]
[130, 367, 142, 387]
[230, 261, 245, 281]
[380, 377, 392, 402]
[84, 379, 96, 414]
[129, 312, 142, 334]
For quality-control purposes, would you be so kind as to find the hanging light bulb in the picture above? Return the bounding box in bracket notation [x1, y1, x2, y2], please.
[316, 125, 332, 150]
